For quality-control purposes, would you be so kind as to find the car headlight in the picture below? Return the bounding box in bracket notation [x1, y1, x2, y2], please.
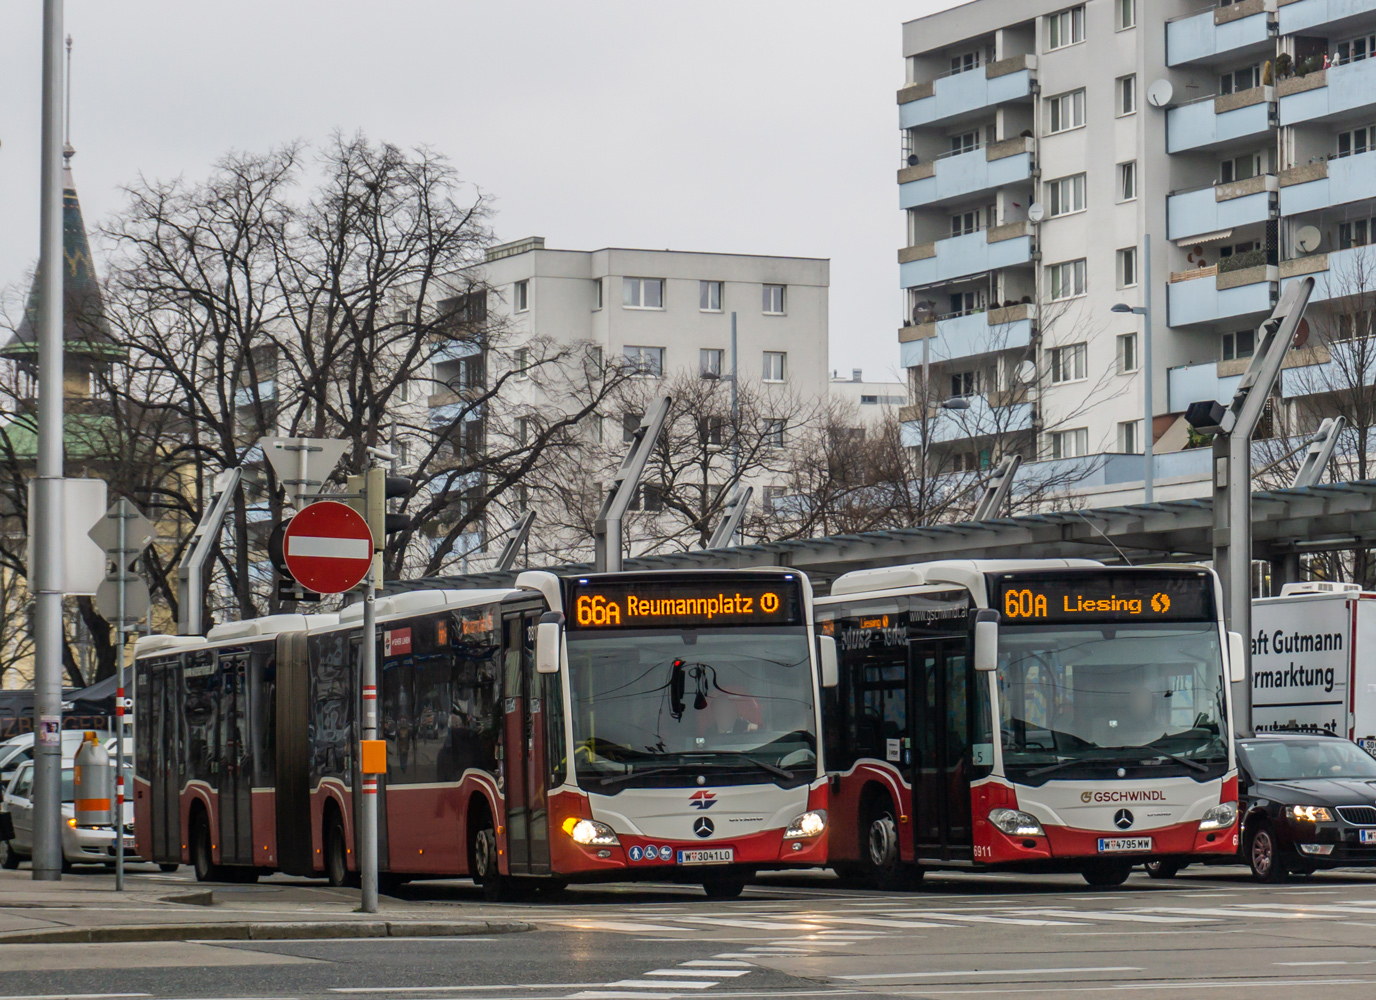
[563, 817, 620, 846]
[784, 810, 827, 839]
[1288, 805, 1333, 823]
[66, 817, 76, 828]
[988, 807, 1045, 837]
[1198, 801, 1237, 831]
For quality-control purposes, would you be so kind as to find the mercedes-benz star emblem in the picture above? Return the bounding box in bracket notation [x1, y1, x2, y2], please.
[693, 817, 714, 838]
[1114, 809, 1134, 830]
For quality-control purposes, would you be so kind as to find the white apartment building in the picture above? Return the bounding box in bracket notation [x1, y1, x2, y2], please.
[897, 0, 1376, 504]
[829, 369, 908, 430]
[424, 238, 830, 566]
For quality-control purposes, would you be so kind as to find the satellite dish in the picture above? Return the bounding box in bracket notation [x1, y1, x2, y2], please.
[1293, 317, 1311, 349]
[1297, 225, 1322, 253]
[907, 154, 919, 167]
[1027, 202, 1046, 224]
[1015, 360, 1037, 385]
[1146, 79, 1174, 108]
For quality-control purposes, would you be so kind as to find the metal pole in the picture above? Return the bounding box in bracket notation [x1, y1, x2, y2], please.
[1143, 233, 1154, 505]
[359, 568, 378, 913]
[114, 508, 126, 891]
[730, 312, 739, 546]
[32, 0, 66, 883]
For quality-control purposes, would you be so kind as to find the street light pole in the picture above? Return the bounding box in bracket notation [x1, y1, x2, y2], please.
[32, 0, 67, 883]
[729, 311, 739, 546]
[1111, 232, 1155, 505]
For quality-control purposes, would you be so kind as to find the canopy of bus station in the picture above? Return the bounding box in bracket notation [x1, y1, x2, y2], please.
[395, 479, 1376, 594]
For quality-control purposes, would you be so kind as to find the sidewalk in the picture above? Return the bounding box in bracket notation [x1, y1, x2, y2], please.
[0, 866, 531, 944]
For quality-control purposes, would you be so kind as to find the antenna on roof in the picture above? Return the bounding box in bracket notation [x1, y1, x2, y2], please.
[64, 35, 73, 153]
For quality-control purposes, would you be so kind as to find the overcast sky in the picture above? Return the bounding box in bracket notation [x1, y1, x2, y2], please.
[1, 1, 961, 383]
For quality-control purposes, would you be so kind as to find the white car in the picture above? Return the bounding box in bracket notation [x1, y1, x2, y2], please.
[0, 732, 99, 788]
[0, 760, 137, 870]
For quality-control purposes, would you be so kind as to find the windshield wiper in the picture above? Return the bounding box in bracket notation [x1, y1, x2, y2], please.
[1115, 745, 1210, 773]
[595, 765, 692, 788]
[740, 756, 794, 780]
[1026, 757, 1083, 779]
[1025, 745, 1210, 779]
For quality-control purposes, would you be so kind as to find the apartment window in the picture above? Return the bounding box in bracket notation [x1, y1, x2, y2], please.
[593, 277, 603, 310]
[1049, 342, 1088, 383]
[764, 418, 786, 448]
[1340, 219, 1374, 250]
[1337, 126, 1375, 158]
[763, 284, 786, 315]
[1117, 74, 1136, 116]
[623, 277, 664, 309]
[1049, 427, 1090, 459]
[514, 280, 529, 313]
[700, 280, 723, 312]
[1117, 332, 1139, 374]
[587, 414, 604, 444]
[622, 412, 642, 443]
[517, 417, 531, 447]
[700, 348, 723, 376]
[1116, 0, 1136, 30]
[1117, 247, 1138, 289]
[950, 209, 985, 236]
[398, 440, 412, 467]
[1336, 310, 1374, 342]
[699, 415, 726, 446]
[1047, 6, 1085, 50]
[1046, 90, 1086, 134]
[1219, 65, 1260, 96]
[1118, 420, 1141, 455]
[1047, 174, 1086, 217]
[397, 377, 411, 403]
[1118, 160, 1137, 201]
[950, 370, 979, 397]
[949, 50, 982, 75]
[763, 351, 786, 381]
[1335, 34, 1376, 66]
[763, 486, 787, 513]
[1222, 329, 1256, 361]
[1219, 151, 1262, 184]
[623, 345, 664, 376]
[950, 129, 981, 155]
[514, 346, 531, 380]
[950, 290, 984, 316]
[1047, 259, 1087, 300]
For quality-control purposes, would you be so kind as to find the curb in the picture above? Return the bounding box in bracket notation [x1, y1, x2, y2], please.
[0, 919, 532, 945]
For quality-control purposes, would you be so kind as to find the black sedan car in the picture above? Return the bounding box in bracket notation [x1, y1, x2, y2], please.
[1234, 733, 1376, 881]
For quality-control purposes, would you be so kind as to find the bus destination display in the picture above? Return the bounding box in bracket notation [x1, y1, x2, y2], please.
[995, 573, 1214, 623]
[569, 578, 803, 629]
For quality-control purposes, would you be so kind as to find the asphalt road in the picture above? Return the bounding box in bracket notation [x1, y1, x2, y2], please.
[8, 866, 1376, 1000]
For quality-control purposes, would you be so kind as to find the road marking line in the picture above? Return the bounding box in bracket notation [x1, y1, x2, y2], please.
[603, 981, 718, 990]
[890, 978, 1376, 995]
[330, 986, 607, 993]
[1275, 960, 1376, 966]
[1021, 910, 1209, 924]
[0, 996, 152, 1000]
[566, 993, 681, 1000]
[681, 961, 752, 968]
[842, 967, 1143, 981]
[643, 971, 752, 978]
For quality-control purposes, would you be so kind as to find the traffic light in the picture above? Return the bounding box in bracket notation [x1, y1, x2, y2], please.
[347, 468, 414, 588]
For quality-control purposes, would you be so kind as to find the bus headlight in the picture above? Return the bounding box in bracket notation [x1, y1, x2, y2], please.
[1198, 801, 1237, 831]
[563, 817, 620, 846]
[1287, 805, 1333, 823]
[988, 808, 1045, 837]
[784, 810, 827, 839]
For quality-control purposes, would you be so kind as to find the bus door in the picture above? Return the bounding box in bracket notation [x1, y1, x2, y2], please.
[911, 637, 974, 860]
[148, 658, 183, 862]
[216, 652, 254, 865]
[501, 605, 550, 874]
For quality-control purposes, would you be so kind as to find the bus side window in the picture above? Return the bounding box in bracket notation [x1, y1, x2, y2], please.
[450, 607, 500, 775]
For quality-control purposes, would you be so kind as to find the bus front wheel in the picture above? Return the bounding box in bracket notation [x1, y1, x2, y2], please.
[703, 877, 746, 899]
[867, 811, 922, 891]
[473, 823, 513, 901]
[324, 812, 356, 888]
[1082, 861, 1132, 887]
[191, 811, 224, 883]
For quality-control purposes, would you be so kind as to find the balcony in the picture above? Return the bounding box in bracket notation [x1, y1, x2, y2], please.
[1281, 150, 1376, 216]
[1280, 58, 1376, 126]
[898, 138, 1034, 210]
[899, 392, 1034, 447]
[1280, 246, 1376, 303]
[898, 303, 1033, 365]
[1167, 359, 1244, 411]
[1166, 175, 1277, 242]
[1167, 0, 1275, 68]
[898, 55, 1036, 130]
[1166, 87, 1275, 153]
[1168, 261, 1277, 326]
[1280, 339, 1365, 396]
[1279, 0, 1374, 35]
[899, 222, 1035, 289]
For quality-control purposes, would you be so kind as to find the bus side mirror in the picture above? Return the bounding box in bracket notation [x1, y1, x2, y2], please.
[1228, 631, 1246, 684]
[818, 635, 839, 688]
[536, 613, 564, 675]
[974, 610, 999, 672]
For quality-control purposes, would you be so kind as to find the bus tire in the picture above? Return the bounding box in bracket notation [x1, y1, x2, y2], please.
[1082, 861, 1132, 887]
[703, 877, 746, 899]
[0, 839, 20, 870]
[1144, 860, 1183, 879]
[159, 862, 180, 872]
[191, 809, 225, 883]
[324, 811, 353, 888]
[473, 822, 512, 901]
[866, 811, 921, 891]
[1247, 820, 1287, 883]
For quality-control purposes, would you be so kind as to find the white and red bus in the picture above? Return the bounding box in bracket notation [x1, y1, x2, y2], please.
[134, 568, 833, 898]
[816, 559, 1244, 887]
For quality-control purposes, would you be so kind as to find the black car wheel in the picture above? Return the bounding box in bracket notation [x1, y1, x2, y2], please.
[1248, 820, 1287, 883]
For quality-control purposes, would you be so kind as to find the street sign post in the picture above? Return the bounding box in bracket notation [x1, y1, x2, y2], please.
[281, 501, 373, 596]
[260, 437, 349, 510]
[87, 497, 154, 892]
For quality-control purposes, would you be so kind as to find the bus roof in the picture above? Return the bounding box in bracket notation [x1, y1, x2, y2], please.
[335, 588, 525, 627]
[827, 560, 1104, 604]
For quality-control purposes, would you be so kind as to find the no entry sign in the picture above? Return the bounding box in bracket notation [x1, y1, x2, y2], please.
[281, 501, 374, 594]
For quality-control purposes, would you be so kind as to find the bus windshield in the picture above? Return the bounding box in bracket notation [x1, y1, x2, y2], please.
[997, 622, 1228, 785]
[566, 627, 817, 792]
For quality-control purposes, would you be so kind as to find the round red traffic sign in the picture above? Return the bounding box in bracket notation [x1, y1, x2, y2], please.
[281, 501, 374, 594]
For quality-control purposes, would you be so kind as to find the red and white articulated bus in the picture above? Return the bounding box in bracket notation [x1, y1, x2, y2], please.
[816, 559, 1245, 888]
[133, 568, 833, 898]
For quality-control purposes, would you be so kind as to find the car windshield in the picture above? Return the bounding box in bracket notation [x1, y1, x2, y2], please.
[566, 627, 817, 791]
[997, 622, 1229, 784]
[1240, 739, 1376, 780]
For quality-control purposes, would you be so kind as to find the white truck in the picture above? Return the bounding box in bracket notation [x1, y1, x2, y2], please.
[1251, 582, 1376, 751]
